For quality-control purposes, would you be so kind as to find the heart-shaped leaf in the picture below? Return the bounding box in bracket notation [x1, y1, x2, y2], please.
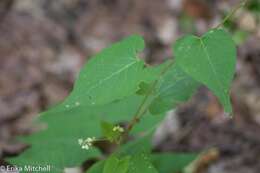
[174, 29, 236, 113]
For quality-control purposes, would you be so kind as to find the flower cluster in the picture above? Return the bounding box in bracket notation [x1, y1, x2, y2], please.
[78, 137, 96, 150]
[112, 125, 124, 133]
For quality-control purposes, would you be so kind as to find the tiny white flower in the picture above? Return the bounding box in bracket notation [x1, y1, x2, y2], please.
[78, 137, 96, 150]
[78, 138, 83, 145]
[113, 125, 124, 133]
[82, 145, 89, 150]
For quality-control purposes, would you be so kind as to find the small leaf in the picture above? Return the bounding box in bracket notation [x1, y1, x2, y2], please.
[103, 155, 130, 173]
[174, 29, 236, 113]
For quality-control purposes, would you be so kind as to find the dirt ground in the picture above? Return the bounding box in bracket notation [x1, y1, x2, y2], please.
[0, 0, 260, 172]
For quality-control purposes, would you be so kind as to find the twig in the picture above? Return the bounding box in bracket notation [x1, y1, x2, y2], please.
[215, 0, 248, 28]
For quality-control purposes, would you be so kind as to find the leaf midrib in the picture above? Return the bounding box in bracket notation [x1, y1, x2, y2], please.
[86, 60, 139, 93]
[199, 38, 225, 95]
[68, 59, 140, 105]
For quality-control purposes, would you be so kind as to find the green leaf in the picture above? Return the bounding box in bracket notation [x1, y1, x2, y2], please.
[63, 35, 146, 109]
[100, 121, 122, 143]
[149, 62, 200, 114]
[174, 29, 236, 113]
[103, 155, 130, 173]
[152, 153, 198, 173]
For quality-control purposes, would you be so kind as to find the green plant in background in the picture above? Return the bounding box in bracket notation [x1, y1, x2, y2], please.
[6, 1, 249, 173]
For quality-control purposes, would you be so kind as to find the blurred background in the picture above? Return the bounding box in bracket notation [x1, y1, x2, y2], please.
[0, 0, 260, 172]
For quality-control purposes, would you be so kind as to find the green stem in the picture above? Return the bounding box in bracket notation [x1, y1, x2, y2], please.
[125, 60, 175, 134]
[215, 0, 248, 28]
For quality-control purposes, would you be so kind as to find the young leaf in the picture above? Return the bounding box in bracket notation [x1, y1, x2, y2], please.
[174, 29, 236, 113]
[63, 35, 146, 109]
[103, 155, 130, 173]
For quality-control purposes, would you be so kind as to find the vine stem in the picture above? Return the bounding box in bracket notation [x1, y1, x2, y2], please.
[123, 0, 248, 140]
[215, 0, 248, 28]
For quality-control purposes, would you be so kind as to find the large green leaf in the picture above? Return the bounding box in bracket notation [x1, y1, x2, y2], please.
[174, 29, 236, 113]
[63, 35, 146, 109]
